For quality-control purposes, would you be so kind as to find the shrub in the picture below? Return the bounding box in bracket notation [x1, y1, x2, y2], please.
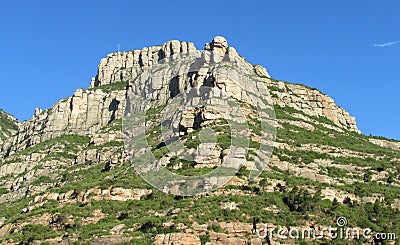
[283, 188, 315, 213]
[0, 187, 9, 195]
[200, 233, 211, 244]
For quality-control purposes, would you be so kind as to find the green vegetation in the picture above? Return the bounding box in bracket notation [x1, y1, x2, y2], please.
[100, 118, 122, 132]
[1, 134, 91, 168]
[8, 224, 59, 243]
[57, 161, 152, 194]
[32, 176, 53, 185]
[88, 81, 128, 93]
[275, 105, 400, 163]
[199, 233, 211, 244]
[283, 187, 319, 213]
[208, 223, 223, 232]
[0, 187, 9, 195]
[15, 134, 90, 157]
[267, 85, 286, 93]
[180, 129, 201, 149]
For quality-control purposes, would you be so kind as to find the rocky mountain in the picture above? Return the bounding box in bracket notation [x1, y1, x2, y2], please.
[0, 36, 399, 244]
[0, 110, 19, 146]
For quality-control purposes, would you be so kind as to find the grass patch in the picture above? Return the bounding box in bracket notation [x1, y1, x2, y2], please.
[88, 81, 128, 93]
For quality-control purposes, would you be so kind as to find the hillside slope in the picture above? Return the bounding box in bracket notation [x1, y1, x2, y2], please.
[0, 37, 399, 245]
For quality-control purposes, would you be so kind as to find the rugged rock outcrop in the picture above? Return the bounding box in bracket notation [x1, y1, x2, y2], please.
[0, 40, 198, 158]
[0, 36, 360, 159]
[0, 110, 19, 146]
[1, 89, 126, 157]
[93, 40, 196, 88]
[369, 138, 400, 150]
[268, 80, 360, 132]
[154, 233, 200, 245]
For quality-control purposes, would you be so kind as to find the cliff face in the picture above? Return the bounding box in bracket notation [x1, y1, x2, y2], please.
[268, 80, 360, 133]
[1, 37, 398, 245]
[0, 36, 362, 191]
[94, 38, 359, 132]
[0, 37, 359, 158]
[1, 89, 126, 157]
[93, 40, 197, 88]
[0, 40, 197, 158]
[0, 35, 363, 204]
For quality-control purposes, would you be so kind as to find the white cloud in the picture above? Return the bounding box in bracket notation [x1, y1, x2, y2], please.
[373, 41, 400, 48]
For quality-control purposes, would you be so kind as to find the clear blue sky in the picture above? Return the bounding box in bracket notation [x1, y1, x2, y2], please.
[0, 1, 399, 139]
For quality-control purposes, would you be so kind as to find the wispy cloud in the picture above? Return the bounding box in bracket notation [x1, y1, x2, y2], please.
[373, 41, 400, 48]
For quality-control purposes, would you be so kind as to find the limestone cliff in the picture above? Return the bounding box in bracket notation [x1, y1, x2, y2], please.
[0, 35, 362, 201]
[0, 37, 359, 159]
[1, 89, 126, 157]
[92, 40, 196, 88]
[267, 80, 360, 133]
[0, 40, 197, 158]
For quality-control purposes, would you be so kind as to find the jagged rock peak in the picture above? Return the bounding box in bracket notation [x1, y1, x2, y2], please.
[93, 36, 269, 89]
[92, 40, 197, 88]
[205, 36, 229, 54]
[254, 64, 270, 78]
[162, 40, 196, 57]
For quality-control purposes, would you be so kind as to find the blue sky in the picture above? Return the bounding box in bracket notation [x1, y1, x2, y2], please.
[0, 1, 399, 139]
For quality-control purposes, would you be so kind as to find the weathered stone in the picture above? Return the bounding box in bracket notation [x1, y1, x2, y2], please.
[221, 202, 238, 210]
[110, 224, 126, 235]
[90, 235, 132, 245]
[269, 80, 359, 132]
[0, 217, 5, 227]
[369, 138, 400, 150]
[171, 208, 181, 215]
[254, 64, 270, 78]
[154, 233, 200, 245]
[211, 36, 228, 54]
[0, 223, 12, 238]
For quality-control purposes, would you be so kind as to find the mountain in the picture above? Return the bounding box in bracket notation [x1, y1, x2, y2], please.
[0, 36, 399, 244]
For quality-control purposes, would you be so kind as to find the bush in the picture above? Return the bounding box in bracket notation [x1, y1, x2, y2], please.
[0, 187, 9, 195]
[200, 233, 211, 244]
[283, 187, 316, 213]
[32, 176, 53, 185]
[209, 223, 223, 232]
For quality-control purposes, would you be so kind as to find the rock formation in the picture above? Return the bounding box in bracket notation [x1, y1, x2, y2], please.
[1, 36, 360, 159]
[0, 110, 19, 146]
[268, 80, 359, 132]
[93, 40, 196, 88]
[1, 36, 397, 245]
